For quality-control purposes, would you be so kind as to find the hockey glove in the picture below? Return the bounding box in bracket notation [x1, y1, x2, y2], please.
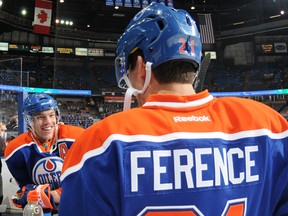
[11, 184, 36, 209]
[11, 184, 56, 210]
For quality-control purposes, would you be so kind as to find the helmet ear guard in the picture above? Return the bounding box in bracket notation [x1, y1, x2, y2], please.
[115, 28, 149, 86]
[24, 115, 31, 124]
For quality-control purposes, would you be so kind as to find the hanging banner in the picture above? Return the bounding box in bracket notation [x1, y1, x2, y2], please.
[115, 0, 123, 6]
[105, 0, 172, 8]
[124, 0, 132, 7]
[33, 0, 52, 35]
[198, 14, 215, 44]
[133, 0, 141, 8]
[106, 0, 114, 6]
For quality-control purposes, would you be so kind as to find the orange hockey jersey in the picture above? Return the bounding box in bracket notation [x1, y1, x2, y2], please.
[60, 90, 288, 216]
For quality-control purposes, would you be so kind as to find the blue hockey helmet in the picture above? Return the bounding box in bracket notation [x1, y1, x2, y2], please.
[22, 93, 60, 124]
[115, 2, 202, 87]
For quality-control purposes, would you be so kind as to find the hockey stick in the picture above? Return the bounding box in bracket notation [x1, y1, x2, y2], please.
[194, 53, 211, 93]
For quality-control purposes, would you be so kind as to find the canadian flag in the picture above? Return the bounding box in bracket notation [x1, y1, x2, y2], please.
[33, 0, 52, 34]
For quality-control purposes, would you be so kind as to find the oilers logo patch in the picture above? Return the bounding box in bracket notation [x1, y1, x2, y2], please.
[32, 156, 63, 190]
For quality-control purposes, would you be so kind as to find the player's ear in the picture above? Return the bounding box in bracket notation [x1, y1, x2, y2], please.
[136, 55, 146, 82]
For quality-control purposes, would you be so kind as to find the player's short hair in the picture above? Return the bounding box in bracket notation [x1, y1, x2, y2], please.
[128, 49, 197, 84]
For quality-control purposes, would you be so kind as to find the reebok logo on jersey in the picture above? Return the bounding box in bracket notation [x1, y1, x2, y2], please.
[173, 115, 211, 123]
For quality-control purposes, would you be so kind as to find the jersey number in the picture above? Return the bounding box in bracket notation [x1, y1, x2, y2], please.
[179, 38, 195, 55]
[139, 198, 246, 216]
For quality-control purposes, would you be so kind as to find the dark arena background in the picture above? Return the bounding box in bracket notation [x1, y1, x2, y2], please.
[0, 0, 288, 214]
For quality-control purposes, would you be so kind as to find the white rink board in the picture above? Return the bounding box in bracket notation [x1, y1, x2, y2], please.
[1, 158, 22, 212]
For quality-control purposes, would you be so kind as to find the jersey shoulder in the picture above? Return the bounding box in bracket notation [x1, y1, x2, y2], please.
[215, 96, 288, 131]
[217, 96, 281, 116]
[4, 132, 32, 158]
[58, 124, 85, 139]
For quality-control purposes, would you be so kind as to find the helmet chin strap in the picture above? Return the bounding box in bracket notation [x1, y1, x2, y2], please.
[123, 62, 152, 111]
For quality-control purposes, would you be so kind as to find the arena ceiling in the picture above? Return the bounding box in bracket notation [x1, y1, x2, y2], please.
[0, 0, 287, 40]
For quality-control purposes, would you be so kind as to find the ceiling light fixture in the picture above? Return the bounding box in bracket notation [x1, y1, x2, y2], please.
[191, 0, 195, 10]
[56, 19, 73, 26]
[21, 9, 27, 16]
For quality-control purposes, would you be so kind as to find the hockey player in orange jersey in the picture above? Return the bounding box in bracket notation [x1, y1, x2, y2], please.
[59, 2, 288, 216]
[4, 93, 84, 213]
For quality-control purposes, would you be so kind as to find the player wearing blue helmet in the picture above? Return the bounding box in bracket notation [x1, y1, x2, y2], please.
[60, 2, 288, 216]
[115, 2, 202, 110]
[22, 93, 61, 139]
[4, 93, 84, 214]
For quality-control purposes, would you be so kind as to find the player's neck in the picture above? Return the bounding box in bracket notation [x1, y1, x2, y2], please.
[153, 83, 196, 95]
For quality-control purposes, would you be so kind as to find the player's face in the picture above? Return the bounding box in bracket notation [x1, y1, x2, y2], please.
[32, 109, 57, 143]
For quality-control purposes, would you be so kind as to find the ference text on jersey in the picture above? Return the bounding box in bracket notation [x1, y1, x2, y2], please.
[128, 145, 260, 193]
